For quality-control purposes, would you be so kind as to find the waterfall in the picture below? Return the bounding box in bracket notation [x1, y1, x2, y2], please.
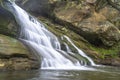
[2, 0, 96, 70]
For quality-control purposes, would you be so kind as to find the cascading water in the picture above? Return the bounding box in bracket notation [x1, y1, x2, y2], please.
[2, 0, 96, 70]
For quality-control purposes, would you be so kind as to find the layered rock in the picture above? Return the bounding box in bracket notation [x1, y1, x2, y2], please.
[0, 34, 40, 71]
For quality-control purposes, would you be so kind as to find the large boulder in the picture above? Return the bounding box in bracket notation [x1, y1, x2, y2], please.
[50, 0, 120, 47]
[78, 12, 120, 46]
[0, 34, 40, 71]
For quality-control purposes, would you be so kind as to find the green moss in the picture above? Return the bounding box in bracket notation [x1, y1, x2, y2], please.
[0, 25, 16, 37]
[89, 42, 120, 59]
[0, 16, 17, 37]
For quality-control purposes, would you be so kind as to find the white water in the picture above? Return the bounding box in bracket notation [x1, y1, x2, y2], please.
[62, 35, 96, 66]
[2, 0, 96, 70]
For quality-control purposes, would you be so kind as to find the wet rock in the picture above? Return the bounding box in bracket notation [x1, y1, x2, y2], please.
[16, 0, 50, 16]
[98, 57, 120, 66]
[0, 6, 18, 37]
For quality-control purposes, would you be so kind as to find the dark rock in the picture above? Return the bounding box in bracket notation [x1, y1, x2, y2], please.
[98, 58, 120, 66]
[16, 0, 51, 16]
[0, 6, 18, 37]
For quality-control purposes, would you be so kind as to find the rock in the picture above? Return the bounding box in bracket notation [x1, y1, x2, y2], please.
[78, 12, 120, 46]
[51, 1, 120, 47]
[86, 0, 96, 3]
[53, 1, 91, 26]
[111, 17, 120, 30]
[98, 57, 120, 66]
[0, 6, 18, 37]
[0, 34, 40, 71]
[111, 58, 120, 66]
[49, 0, 58, 4]
[99, 6, 120, 30]
[16, 0, 50, 16]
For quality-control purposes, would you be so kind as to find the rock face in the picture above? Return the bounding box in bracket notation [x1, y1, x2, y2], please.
[0, 34, 40, 71]
[0, 0, 120, 68]
[16, 0, 50, 16]
[52, 1, 120, 47]
[0, 6, 18, 37]
[78, 13, 120, 46]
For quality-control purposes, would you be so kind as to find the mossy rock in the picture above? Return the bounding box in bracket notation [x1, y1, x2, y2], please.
[0, 6, 18, 37]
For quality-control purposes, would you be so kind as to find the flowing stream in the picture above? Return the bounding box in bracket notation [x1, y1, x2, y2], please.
[1, 0, 120, 80]
[1, 0, 96, 70]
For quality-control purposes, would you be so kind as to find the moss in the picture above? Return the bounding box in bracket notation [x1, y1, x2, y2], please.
[0, 25, 16, 37]
[0, 15, 17, 37]
[89, 42, 120, 59]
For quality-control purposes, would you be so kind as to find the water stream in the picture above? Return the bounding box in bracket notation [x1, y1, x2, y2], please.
[1, 0, 120, 80]
[1, 0, 96, 70]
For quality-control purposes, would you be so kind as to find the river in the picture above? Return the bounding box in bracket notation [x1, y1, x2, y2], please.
[0, 66, 120, 80]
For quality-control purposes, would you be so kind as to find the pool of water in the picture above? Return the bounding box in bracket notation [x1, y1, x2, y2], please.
[0, 66, 120, 80]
